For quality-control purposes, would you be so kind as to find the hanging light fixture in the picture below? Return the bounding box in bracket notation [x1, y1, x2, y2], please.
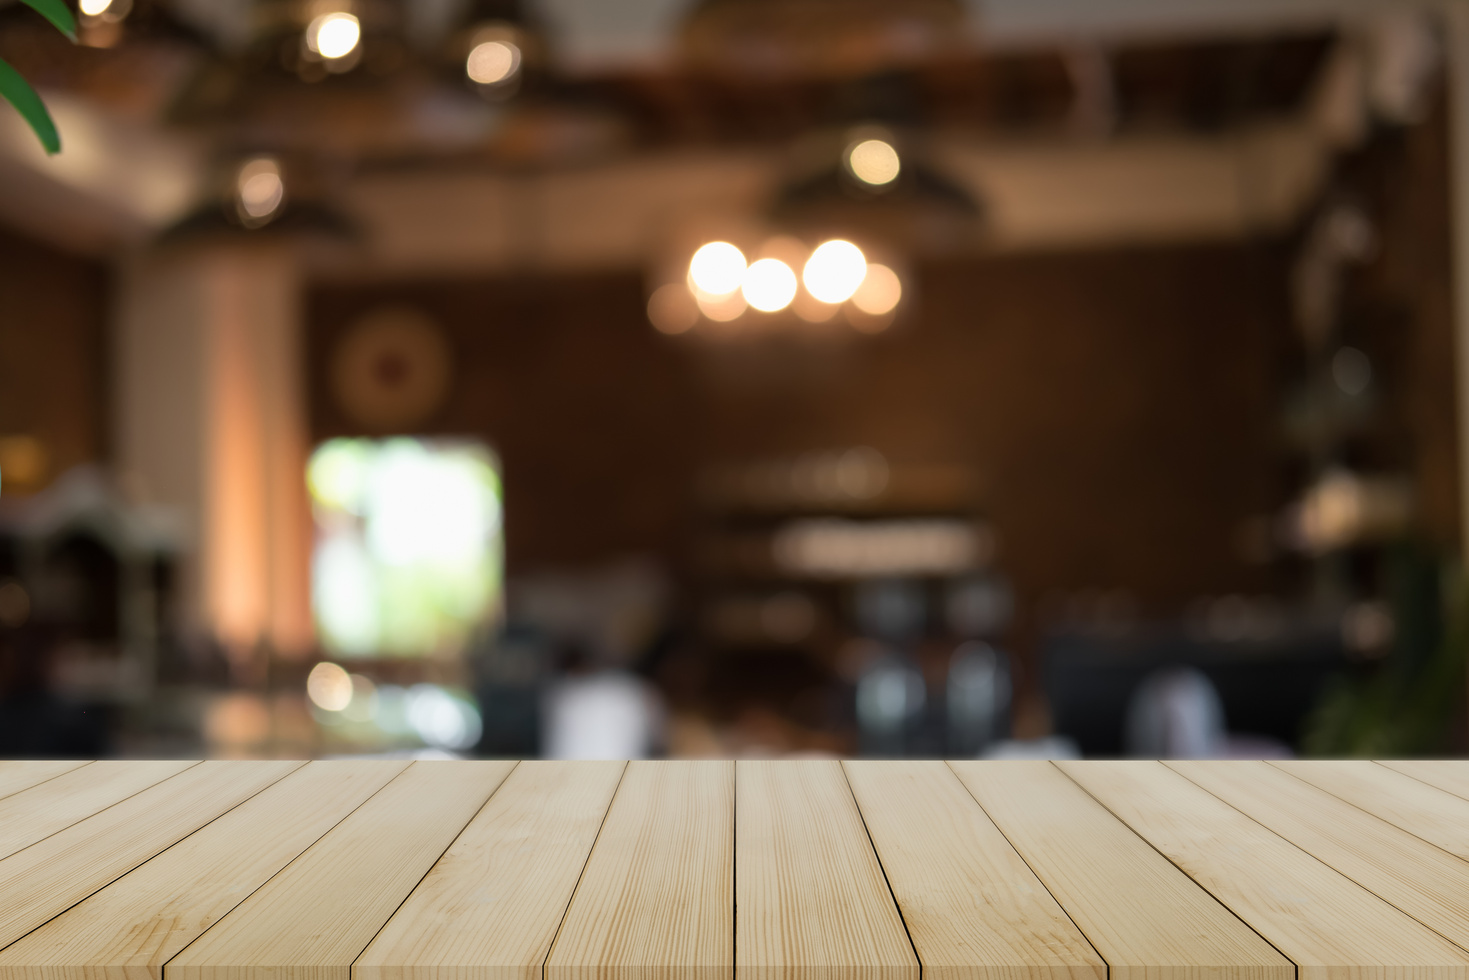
[845, 134, 901, 187]
[773, 124, 983, 251]
[235, 156, 286, 228]
[156, 152, 361, 246]
[77, 0, 131, 47]
[650, 232, 907, 337]
[647, 77, 961, 340]
[802, 240, 867, 304]
[305, 11, 361, 62]
[298, 1, 363, 75]
[452, 0, 544, 100]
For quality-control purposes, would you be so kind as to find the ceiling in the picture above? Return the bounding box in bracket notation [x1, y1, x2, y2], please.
[0, 0, 1441, 267]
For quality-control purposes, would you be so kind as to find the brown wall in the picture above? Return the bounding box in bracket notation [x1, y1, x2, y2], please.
[0, 224, 109, 490]
[1343, 93, 1461, 551]
[308, 240, 1292, 622]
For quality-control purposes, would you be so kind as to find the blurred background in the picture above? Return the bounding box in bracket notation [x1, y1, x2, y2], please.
[0, 0, 1464, 760]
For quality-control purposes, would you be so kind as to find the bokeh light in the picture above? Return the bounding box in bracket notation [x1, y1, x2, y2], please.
[803, 240, 867, 304]
[742, 258, 798, 312]
[407, 684, 482, 750]
[846, 138, 901, 186]
[306, 661, 353, 711]
[467, 39, 521, 85]
[648, 283, 699, 334]
[79, 0, 113, 15]
[695, 287, 747, 322]
[852, 263, 901, 315]
[689, 242, 746, 296]
[236, 157, 284, 226]
[306, 12, 360, 60]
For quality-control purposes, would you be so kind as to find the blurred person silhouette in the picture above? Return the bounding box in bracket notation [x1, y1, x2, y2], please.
[541, 639, 665, 759]
[1124, 666, 1224, 758]
[853, 579, 927, 757]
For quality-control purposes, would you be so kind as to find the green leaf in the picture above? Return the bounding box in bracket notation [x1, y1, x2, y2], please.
[19, 0, 77, 42]
[0, 57, 60, 155]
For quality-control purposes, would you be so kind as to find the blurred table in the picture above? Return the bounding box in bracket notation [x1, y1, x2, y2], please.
[0, 759, 1467, 980]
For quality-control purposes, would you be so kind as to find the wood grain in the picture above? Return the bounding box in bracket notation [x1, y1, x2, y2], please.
[0, 761, 407, 980]
[0, 760, 197, 860]
[949, 761, 1291, 980]
[0, 761, 302, 952]
[355, 761, 625, 980]
[1377, 761, 1469, 803]
[547, 761, 732, 980]
[1277, 761, 1469, 860]
[844, 762, 1103, 980]
[1171, 760, 1469, 952]
[0, 761, 89, 803]
[10, 758, 1469, 980]
[735, 760, 917, 980]
[167, 761, 516, 980]
[1060, 760, 1469, 980]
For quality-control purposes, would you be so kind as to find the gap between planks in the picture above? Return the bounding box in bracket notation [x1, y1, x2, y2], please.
[22, 762, 1469, 980]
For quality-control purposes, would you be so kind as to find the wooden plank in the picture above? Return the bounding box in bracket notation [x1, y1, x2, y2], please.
[1377, 761, 1469, 803]
[0, 761, 90, 803]
[0, 760, 196, 860]
[1060, 760, 1469, 980]
[0, 761, 302, 951]
[735, 760, 917, 980]
[845, 762, 1103, 980]
[0, 760, 408, 980]
[1285, 761, 1469, 859]
[546, 761, 731, 980]
[355, 761, 625, 980]
[168, 761, 517, 980]
[949, 761, 1291, 980]
[1173, 760, 1469, 950]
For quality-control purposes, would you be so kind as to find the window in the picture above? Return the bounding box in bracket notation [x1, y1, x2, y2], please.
[307, 438, 502, 659]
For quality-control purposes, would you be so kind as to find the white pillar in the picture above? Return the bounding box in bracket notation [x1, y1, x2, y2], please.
[114, 241, 314, 667]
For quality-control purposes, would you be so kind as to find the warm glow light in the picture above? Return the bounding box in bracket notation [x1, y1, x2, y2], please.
[79, 0, 113, 15]
[467, 39, 521, 84]
[794, 291, 838, 322]
[307, 12, 360, 59]
[237, 157, 284, 223]
[689, 242, 746, 296]
[847, 138, 900, 186]
[852, 263, 901, 315]
[803, 240, 867, 304]
[696, 288, 747, 322]
[648, 283, 699, 334]
[307, 661, 353, 711]
[742, 258, 798, 312]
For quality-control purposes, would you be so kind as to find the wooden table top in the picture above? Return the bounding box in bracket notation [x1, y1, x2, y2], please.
[2, 760, 1469, 980]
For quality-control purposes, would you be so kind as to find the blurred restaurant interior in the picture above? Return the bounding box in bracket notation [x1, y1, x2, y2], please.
[0, 0, 1466, 760]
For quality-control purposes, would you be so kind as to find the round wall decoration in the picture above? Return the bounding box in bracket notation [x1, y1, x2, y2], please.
[330, 307, 452, 431]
